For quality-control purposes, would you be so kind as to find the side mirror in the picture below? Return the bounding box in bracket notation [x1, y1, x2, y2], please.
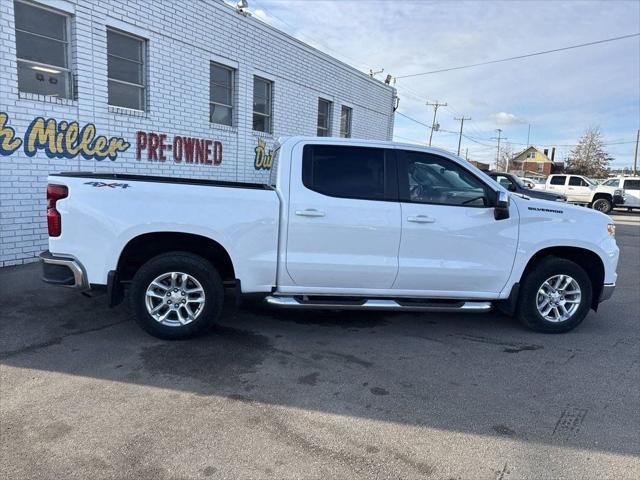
[507, 184, 516, 192]
[494, 191, 510, 220]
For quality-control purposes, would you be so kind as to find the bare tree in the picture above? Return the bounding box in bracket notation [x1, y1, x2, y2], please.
[496, 144, 514, 172]
[566, 127, 612, 177]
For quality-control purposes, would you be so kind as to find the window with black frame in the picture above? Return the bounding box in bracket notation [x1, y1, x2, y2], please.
[399, 151, 490, 207]
[340, 105, 352, 138]
[253, 77, 272, 133]
[14, 0, 72, 98]
[317, 99, 332, 137]
[107, 28, 146, 111]
[210, 63, 234, 126]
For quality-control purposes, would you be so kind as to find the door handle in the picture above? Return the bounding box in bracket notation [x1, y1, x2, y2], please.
[295, 209, 325, 217]
[407, 215, 435, 223]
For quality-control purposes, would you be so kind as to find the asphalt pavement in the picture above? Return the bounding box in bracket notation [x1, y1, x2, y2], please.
[1, 215, 638, 479]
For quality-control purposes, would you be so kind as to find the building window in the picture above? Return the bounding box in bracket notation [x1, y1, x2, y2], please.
[253, 76, 272, 133]
[317, 98, 332, 137]
[14, 0, 72, 98]
[210, 63, 234, 126]
[340, 106, 352, 138]
[527, 151, 536, 159]
[107, 28, 146, 111]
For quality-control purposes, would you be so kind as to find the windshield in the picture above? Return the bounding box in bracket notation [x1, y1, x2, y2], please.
[584, 176, 597, 186]
[511, 176, 527, 188]
[602, 178, 620, 188]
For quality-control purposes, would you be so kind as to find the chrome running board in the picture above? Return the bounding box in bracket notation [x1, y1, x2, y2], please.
[265, 296, 492, 313]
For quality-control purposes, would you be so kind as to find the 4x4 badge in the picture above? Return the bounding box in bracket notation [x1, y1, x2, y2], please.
[84, 181, 130, 189]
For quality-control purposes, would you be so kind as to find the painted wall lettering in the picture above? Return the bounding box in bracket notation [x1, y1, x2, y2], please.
[254, 137, 273, 170]
[136, 131, 222, 166]
[0, 112, 129, 161]
[0, 113, 22, 155]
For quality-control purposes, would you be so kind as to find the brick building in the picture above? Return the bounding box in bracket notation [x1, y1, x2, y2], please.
[508, 146, 553, 177]
[0, 0, 396, 266]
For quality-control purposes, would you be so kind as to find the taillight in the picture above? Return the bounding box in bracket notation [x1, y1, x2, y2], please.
[47, 184, 68, 237]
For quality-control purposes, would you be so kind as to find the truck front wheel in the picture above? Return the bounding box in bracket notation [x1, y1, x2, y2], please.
[592, 197, 612, 214]
[129, 252, 224, 339]
[517, 257, 592, 333]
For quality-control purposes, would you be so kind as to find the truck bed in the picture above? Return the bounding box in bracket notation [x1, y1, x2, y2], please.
[50, 172, 274, 190]
[48, 172, 280, 292]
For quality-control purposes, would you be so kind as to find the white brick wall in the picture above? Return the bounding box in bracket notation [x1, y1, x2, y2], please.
[0, 0, 395, 266]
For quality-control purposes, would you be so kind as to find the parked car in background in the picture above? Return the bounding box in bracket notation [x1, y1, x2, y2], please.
[601, 176, 640, 211]
[542, 174, 625, 213]
[518, 177, 538, 189]
[488, 172, 567, 202]
[40, 137, 618, 339]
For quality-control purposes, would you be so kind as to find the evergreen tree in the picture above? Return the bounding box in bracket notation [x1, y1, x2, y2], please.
[566, 127, 612, 177]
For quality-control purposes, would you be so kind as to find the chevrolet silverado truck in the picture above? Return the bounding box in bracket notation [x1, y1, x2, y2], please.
[541, 174, 625, 213]
[41, 137, 619, 339]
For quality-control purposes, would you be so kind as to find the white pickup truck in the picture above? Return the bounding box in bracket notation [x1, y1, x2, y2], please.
[540, 174, 625, 213]
[41, 137, 619, 338]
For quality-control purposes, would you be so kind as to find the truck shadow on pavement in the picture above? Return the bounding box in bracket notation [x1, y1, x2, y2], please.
[1, 237, 639, 461]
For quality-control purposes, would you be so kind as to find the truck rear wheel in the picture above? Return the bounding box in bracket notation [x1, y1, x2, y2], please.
[517, 257, 592, 333]
[592, 197, 612, 214]
[129, 252, 224, 339]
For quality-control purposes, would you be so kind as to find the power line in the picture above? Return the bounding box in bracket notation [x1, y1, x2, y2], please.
[396, 33, 640, 79]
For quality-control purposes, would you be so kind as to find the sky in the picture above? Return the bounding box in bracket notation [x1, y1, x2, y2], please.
[234, 0, 640, 169]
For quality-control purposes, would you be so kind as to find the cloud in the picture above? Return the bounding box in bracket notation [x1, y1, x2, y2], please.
[489, 112, 527, 125]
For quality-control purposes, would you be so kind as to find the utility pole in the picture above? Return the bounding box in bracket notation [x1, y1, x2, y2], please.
[426, 100, 447, 146]
[455, 116, 471, 156]
[527, 124, 531, 146]
[492, 129, 508, 171]
[465, 147, 469, 161]
[634, 128, 639, 176]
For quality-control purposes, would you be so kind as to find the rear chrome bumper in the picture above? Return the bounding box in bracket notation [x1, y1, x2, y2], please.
[599, 283, 615, 302]
[40, 250, 89, 290]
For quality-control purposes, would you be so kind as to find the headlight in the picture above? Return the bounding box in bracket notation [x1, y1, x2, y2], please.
[607, 223, 616, 237]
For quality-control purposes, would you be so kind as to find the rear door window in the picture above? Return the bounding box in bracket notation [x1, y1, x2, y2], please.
[550, 176, 566, 185]
[302, 145, 394, 201]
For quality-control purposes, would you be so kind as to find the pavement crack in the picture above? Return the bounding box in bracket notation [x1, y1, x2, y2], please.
[0, 319, 128, 359]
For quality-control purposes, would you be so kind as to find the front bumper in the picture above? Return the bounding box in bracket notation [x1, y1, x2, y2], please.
[599, 283, 616, 302]
[613, 194, 625, 206]
[40, 250, 89, 290]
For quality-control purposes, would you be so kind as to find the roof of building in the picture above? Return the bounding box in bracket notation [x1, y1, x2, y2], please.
[510, 146, 552, 163]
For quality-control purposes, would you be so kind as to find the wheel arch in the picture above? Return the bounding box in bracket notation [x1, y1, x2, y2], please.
[592, 192, 613, 202]
[521, 246, 605, 310]
[116, 232, 236, 284]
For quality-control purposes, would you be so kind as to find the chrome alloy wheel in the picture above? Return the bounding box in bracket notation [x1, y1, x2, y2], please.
[144, 272, 206, 327]
[536, 274, 582, 323]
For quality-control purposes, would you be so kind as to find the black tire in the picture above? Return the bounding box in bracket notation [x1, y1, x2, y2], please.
[129, 252, 224, 339]
[592, 198, 612, 214]
[517, 256, 592, 333]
